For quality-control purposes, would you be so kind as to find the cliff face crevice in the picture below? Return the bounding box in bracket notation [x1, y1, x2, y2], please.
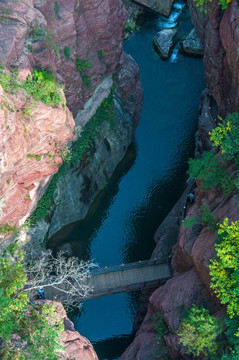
[189, 0, 239, 115]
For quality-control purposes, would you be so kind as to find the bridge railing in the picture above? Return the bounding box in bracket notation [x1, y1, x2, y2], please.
[89, 257, 171, 276]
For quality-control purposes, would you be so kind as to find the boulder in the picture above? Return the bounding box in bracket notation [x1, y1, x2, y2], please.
[134, 0, 173, 17]
[182, 29, 204, 56]
[153, 28, 177, 60]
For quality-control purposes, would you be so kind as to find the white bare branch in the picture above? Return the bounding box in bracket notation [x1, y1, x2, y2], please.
[22, 245, 98, 309]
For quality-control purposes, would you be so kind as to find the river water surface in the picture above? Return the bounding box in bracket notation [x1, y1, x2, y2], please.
[50, 3, 204, 359]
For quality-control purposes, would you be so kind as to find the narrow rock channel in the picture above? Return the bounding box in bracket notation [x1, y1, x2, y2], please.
[49, 2, 204, 359]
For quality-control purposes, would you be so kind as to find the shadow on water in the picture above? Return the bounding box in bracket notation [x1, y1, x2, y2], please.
[47, 142, 138, 261]
[92, 335, 135, 360]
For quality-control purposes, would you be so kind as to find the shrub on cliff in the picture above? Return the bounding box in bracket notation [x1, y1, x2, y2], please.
[177, 305, 222, 358]
[23, 69, 63, 107]
[210, 113, 239, 163]
[187, 151, 235, 195]
[209, 218, 239, 319]
[193, 0, 231, 12]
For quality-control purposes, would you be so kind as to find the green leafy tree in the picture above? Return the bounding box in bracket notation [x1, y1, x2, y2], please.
[209, 218, 239, 319]
[188, 151, 235, 195]
[193, 0, 231, 12]
[210, 113, 239, 162]
[0, 245, 64, 359]
[177, 305, 222, 358]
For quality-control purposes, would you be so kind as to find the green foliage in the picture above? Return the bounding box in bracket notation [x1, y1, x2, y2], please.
[221, 347, 239, 360]
[29, 24, 45, 41]
[188, 151, 235, 196]
[0, 7, 13, 15]
[0, 70, 20, 94]
[193, 0, 231, 12]
[177, 305, 222, 358]
[26, 153, 41, 161]
[75, 58, 93, 72]
[97, 49, 106, 59]
[54, 1, 60, 17]
[23, 70, 63, 107]
[27, 89, 115, 226]
[0, 223, 18, 235]
[64, 46, 71, 59]
[200, 204, 218, 230]
[45, 28, 60, 54]
[209, 218, 239, 318]
[27, 44, 33, 52]
[152, 312, 169, 342]
[210, 113, 239, 162]
[0, 245, 64, 359]
[75, 58, 93, 88]
[124, 19, 140, 34]
[182, 216, 199, 228]
[82, 74, 92, 89]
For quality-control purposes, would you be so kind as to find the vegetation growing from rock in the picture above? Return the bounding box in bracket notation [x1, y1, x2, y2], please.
[188, 151, 235, 195]
[177, 305, 222, 358]
[75, 58, 93, 72]
[0, 67, 63, 107]
[209, 218, 239, 319]
[152, 312, 169, 342]
[210, 113, 239, 162]
[188, 113, 239, 196]
[183, 204, 217, 230]
[64, 46, 71, 59]
[23, 70, 63, 107]
[26, 89, 115, 228]
[193, 0, 231, 12]
[0, 244, 64, 359]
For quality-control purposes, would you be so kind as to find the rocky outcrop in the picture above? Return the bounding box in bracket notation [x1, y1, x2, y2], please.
[121, 89, 239, 358]
[134, 0, 173, 17]
[188, 0, 239, 115]
[153, 28, 177, 60]
[0, 0, 127, 116]
[47, 52, 143, 239]
[0, 77, 75, 229]
[0, 0, 143, 243]
[182, 29, 203, 56]
[36, 300, 98, 360]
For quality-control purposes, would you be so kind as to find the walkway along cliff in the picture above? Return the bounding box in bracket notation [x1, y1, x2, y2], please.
[121, 0, 239, 359]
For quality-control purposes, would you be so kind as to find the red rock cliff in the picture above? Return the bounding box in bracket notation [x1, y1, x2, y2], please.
[188, 0, 239, 115]
[0, 0, 139, 232]
[121, 1, 239, 358]
[0, 0, 127, 115]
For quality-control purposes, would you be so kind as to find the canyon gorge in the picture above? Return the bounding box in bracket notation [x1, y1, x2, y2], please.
[1, 0, 239, 359]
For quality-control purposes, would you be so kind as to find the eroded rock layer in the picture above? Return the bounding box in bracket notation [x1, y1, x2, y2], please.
[0, 0, 127, 115]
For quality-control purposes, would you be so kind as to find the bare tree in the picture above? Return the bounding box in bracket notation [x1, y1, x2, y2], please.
[21, 247, 98, 309]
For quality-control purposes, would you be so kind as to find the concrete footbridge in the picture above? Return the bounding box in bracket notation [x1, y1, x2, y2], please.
[43, 258, 172, 302]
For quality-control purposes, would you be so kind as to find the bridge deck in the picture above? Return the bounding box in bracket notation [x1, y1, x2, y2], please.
[44, 258, 172, 301]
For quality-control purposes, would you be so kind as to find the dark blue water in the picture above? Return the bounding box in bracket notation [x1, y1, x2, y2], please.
[49, 3, 204, 359]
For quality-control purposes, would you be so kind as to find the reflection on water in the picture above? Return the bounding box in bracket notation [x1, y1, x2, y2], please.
[48, 2, 204, 359]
